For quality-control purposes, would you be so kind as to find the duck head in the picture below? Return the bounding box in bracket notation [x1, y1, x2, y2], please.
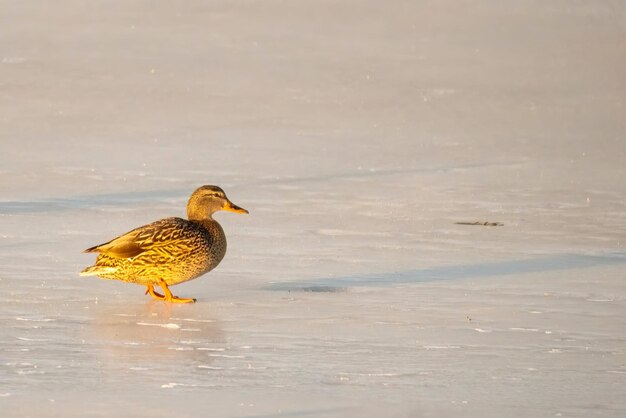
[187, 185, 248, 220]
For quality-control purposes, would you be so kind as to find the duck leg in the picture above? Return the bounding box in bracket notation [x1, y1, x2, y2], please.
[145, 284, 165, 301]
[158, 279, 196, 303]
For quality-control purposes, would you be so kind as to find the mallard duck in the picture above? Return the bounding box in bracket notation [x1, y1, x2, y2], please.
[80, 185, 248, 303]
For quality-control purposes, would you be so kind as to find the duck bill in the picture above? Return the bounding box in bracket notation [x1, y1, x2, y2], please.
[223, 201, 249, 214]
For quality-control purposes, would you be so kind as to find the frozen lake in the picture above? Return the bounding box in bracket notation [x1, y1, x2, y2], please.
[1, 1, 625, 417]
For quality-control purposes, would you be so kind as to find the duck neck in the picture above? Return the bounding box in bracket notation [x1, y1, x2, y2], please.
[188, 209, 213, 222]
[187, 198, 217, 221]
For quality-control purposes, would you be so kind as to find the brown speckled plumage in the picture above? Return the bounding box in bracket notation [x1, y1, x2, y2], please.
[80, 185, 248, 303]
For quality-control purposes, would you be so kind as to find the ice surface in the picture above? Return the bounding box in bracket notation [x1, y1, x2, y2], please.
[1, 1, 625, 417]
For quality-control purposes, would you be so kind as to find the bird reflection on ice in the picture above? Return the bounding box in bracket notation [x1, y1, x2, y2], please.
[88, 300, 224, 369]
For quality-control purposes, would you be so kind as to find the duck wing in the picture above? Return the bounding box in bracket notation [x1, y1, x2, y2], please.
[83, 217, 193, 259]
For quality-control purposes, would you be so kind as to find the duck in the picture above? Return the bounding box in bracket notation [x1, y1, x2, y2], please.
[80, 185, 248, 303]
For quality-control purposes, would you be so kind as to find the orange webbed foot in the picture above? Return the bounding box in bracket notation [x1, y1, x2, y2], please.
[156, 280, 196, 304]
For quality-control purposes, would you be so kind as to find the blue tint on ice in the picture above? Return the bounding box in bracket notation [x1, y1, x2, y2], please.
[266, 253, 626, 291]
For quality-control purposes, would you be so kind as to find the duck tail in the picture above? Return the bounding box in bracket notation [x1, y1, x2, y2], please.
[79, 265, 118, 277]
[83, 244, 103, 253]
